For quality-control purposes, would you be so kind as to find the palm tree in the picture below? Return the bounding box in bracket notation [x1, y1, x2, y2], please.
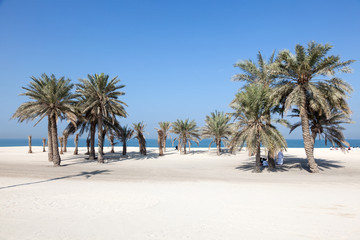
[273, 41, 354, 172]
[116, 125, 134, 156]
[133, 122, 146, 155]
[230, 83, 287, 172]
[289, 109, 351, 149]
[232, 51, 279, 167]
[158, 122, 172, 152]
[171, 119, 200, 154]
[77, 73, 127, 163]
[202, 111, 232, 155]
[12, 74, 76, 166]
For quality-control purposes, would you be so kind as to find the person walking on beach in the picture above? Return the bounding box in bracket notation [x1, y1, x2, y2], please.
[277, 150, 284, 165]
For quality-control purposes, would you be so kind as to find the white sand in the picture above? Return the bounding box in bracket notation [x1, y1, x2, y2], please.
[0, 146, 359, 240]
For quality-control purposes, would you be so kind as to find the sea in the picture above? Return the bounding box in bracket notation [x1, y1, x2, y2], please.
[0, 138, 360, 148]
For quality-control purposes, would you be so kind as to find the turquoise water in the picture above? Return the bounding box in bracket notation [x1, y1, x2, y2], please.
[1, 138, 360, 148]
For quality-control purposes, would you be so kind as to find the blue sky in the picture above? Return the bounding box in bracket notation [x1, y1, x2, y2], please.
[0, 0, 359, 139]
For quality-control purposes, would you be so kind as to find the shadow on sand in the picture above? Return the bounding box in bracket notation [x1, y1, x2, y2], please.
[60, 149, 177, 166]
[0, 170, 111, 190]
[236, 155, 344, 173]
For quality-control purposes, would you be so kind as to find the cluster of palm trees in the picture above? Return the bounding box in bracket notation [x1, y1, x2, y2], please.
[13, 42, 354, 173]
[230, 41, 354, 172]
[13, 73, 128, 166]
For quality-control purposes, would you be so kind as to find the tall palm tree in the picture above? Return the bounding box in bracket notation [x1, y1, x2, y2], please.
[133, 122, 147, 155]
[273, 42, 354, 172]
[12, 74, 76, 166]
[77, 73, 127, 163]
[171, 119, 200, 154]
[116, 125, 134, 156]
[158, 122, 172, 152]
[232, 51, 279, 167]
[202, 111, 232, 155]
[230, 83, 287, 172]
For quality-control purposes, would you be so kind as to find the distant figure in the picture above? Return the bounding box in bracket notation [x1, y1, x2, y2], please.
[262, 160, 268, 167]
[175, 145, 178, 150]
[260, 157, 267, 166]
[277, 150, 284, 165]
[330, 146, 334, 150]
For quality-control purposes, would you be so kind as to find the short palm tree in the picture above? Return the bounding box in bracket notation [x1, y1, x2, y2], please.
[77, 73, 127, 163]
[273, 41, 354, 172]
[202, 111, 232, 155]
[158, 121, 172, 152]
[232, 51, 279, 167]
[171, 119, 200, 154]
[289, 109, 351, 149]
[12, 74, 76, 166]
[63, 107, 97, 160]
[230, 83, 287, 172]
[133, 122, 146, 155]
[116, 125, 134, 156]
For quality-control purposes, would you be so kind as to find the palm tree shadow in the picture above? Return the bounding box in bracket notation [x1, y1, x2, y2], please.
[0, 170, 111, 190]
[236, 155, 344, 173]
[103, 149, 176, 162]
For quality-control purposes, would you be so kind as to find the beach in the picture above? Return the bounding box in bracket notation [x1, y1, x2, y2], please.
[0, 146, 360, 240]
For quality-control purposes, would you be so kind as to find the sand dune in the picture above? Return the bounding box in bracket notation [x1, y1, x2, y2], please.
[0, 146, 359, 239]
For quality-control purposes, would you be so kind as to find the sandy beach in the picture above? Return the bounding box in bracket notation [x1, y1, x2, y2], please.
[0, 146, 359, 240]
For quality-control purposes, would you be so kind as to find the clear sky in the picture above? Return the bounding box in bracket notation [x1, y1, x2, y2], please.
[0, 0, 359, 139]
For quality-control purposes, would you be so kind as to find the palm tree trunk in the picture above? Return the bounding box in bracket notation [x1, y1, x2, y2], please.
[28, 136, 32, 153]
[178, 139, 182, 153]
[74, 133, 79, 155]
[42, 138, 46, 152]
[89, 122, 96, 160]
[97, 109, 104, 163]
[122, 140, 127, 155]
[216, 139, 221, 156]
[158, 130, 164, 156]
[110, 135, 115, 153]
[183, 137, 187, 154]
[164, 136, 167, 152]
[47, 116, 53, 162]
[101, 128, 106, 155]
[255, 136, 261, 173]
[265, 111, 275, 168]
[311, 131, 317, 153]
[50, 115, 61, 166]
[300, 89, 319, 173]
[59, 136, 64, 155]
[85, 138, 90, 155]
[140, 135, 146, 155]
[63, 135, 68, 152]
